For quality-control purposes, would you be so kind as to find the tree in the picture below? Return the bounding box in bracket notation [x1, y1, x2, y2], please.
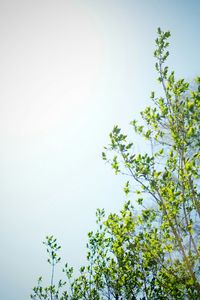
[31, 28, 200, 299]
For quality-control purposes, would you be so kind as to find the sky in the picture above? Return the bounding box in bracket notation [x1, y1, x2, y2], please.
[0, 0, 200, 299]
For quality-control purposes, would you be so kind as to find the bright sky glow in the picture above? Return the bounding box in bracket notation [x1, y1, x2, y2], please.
[0, 1, 200, 299]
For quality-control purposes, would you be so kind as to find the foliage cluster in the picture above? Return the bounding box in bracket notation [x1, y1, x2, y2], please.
[31, 29, 200, 299]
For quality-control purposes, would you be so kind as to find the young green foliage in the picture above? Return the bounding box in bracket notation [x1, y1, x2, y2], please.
[32, 29, 200, 299]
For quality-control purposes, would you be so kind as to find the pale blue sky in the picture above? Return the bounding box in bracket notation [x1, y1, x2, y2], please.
[0, 1, 200, 299]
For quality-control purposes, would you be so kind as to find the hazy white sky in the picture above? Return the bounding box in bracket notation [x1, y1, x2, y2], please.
[1, 1, 200, 299]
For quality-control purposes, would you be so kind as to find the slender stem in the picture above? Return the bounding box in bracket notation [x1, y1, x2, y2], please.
[50, 260, 55, 300]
